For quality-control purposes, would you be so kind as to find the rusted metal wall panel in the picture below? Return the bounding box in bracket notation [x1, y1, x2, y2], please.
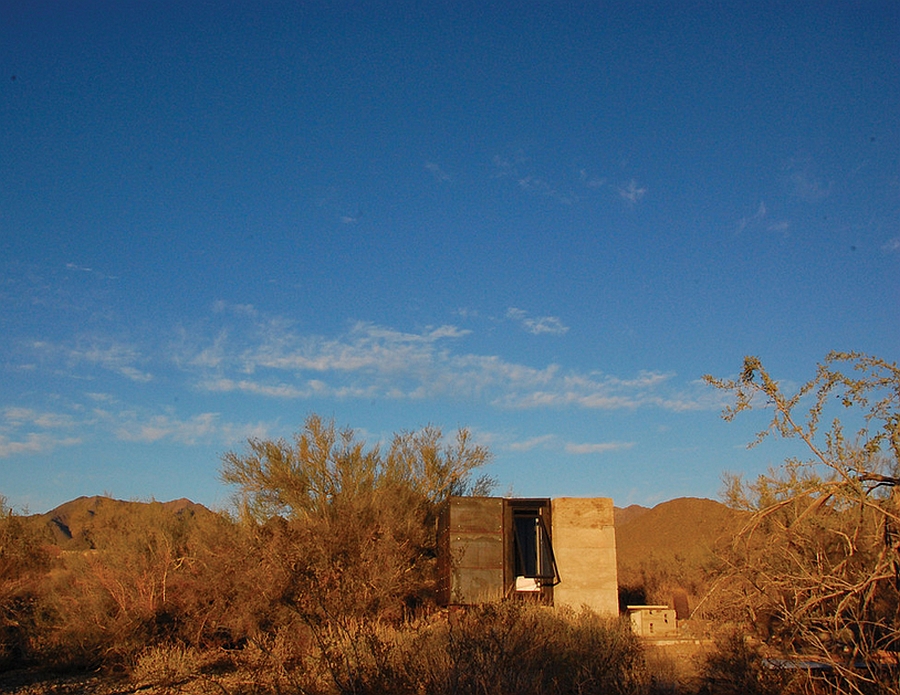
[437, 497, 504, 605]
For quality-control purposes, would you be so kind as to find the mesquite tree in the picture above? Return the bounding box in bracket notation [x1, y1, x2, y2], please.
[705, 352, 899, 694]
[221, 414, 494, 619]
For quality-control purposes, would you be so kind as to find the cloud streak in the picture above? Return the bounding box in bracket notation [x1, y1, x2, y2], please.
[425, 161, 451, 182]
[31, 338, 153, 382]
[0, 433, 82, 457]
[113, 412, 220, 445]
[0, 407, 83, 458]
[0, 398, 272, 458]
[507, 433, 634, 455]
[181, 310, 704, 413]
[5, 305, 711, 463]
[618, 179, 647, 204]
[491, 152, 577, 205]
[506, 308, 569, 335]
[564, 441, 634, 454]
[735, 200, 790, 236]
[882, 237, 900, 253]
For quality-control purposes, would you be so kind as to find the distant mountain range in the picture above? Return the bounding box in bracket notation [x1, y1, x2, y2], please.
[27, 495, 216, 551]
[614, 497, 746, 612]
[26, 494, 745, 609]
[615, 497, 744, 572]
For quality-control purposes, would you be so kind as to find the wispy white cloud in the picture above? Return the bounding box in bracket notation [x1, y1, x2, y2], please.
[453, 307, 479, 320]
[735, 200, 790, 236]
[0, 305, 712, 465]
[65, 262, 93, 273]
[181, 312, 703, 413]
[65, 262, 119, 281]
[31, 338, 153, 382]
[579, 169, 606, 189]
[506, 433, 634, 455]
[618, 179, 647, 204]
[508, 434, 556, 452]
[506, 308, 569, 335]
[199, 378, 305, 398]
[79, 343, 152, 382]
[493, 369, 698, 411]
[564, 440, 634, 454]
[491, 152, 529, 178]
[233, 321, 472, 378]
[189, 329, 230, 369]
[737, 201, 767, 233]
[0, 433, 82, 457]
[79, 404, 273, 448]
[785, 169, 831, 201]
[0, 407, 84, 457]
[425, 161, 451, 182]
[492, 151, 577, 205]
[882, 237, 900, 253]
[3, 407, 78, 429]
[84, 392, 116, 402]
[113, 412, 221, 445]
[0, 398, 274, 455]
[517, 176, 576, 205]
[213, 301, 258, 318]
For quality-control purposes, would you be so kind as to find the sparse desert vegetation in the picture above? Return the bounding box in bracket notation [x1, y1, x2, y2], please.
[3, 351, 899, 695]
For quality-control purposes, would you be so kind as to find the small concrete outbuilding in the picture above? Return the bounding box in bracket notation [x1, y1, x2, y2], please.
[626, 605, 678, 637]
[436, 496, 618, 616]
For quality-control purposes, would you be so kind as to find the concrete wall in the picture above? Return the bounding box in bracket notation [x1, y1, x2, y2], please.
[551, 497, 618, 616]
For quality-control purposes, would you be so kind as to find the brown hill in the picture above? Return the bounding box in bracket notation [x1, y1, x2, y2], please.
[26, 493, 741, 612]
[614, 497, 746, 610]
[613, 503, 651, 528]
[29, 495, 216, 551]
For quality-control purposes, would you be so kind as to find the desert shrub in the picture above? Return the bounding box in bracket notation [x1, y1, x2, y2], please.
[0, 498, 51, 669]
[26, 500, 202, 669]
[302, 618, 410, 695]
[131, 643, 202, 688]
[218, 602, 647, 695]
[222, 625, 315, 695]
[221, 416, 495, 628]
[698, 631, 801, 695]
[706, 353, 900, 692]
[27, 558, 117, 670]
[167, 510, 278, 650]
[400, 602, 648, 695]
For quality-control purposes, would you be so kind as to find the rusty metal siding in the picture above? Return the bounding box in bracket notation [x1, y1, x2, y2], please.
[437, 497, 504, 605]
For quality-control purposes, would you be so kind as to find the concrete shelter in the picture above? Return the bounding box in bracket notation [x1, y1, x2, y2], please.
[437, 496, 618, 615]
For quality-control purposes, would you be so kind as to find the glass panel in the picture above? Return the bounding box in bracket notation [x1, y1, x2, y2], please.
[514, 515, 540, 577]
[513, 512, 558, 581]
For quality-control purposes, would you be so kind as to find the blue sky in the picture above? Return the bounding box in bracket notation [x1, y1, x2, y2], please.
[2, 2, 898, 514]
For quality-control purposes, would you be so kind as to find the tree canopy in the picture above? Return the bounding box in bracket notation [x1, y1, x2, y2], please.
[705, 352, 899, 694]
[221, 413, 495, 523]
[219, 414, 496, 623]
